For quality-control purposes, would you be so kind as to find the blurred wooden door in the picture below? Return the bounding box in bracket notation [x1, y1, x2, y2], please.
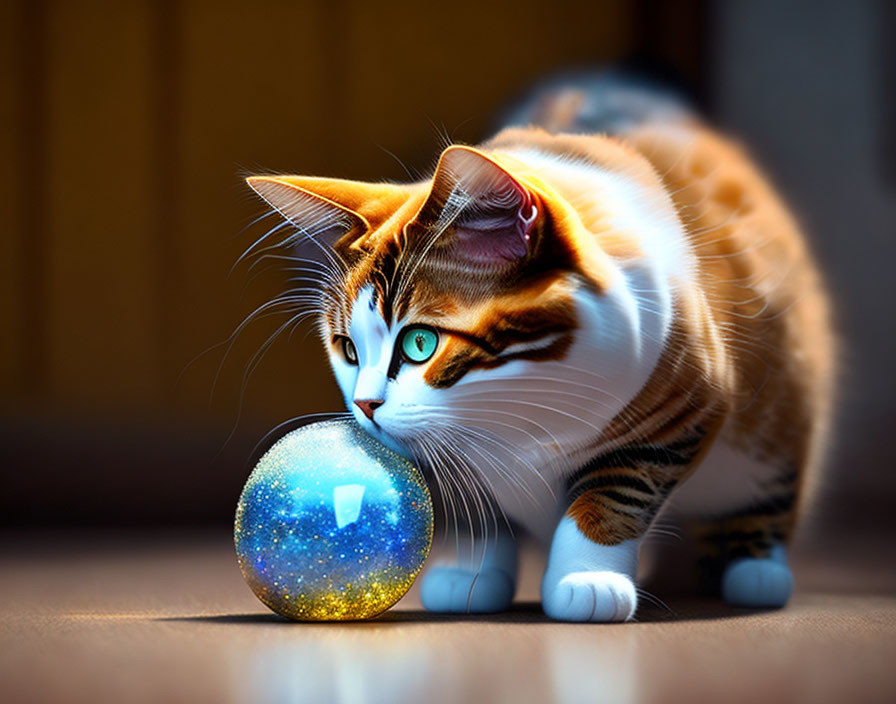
[0, 0, 704, 524]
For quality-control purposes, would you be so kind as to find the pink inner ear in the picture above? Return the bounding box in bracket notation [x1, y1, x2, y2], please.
[448, 176, 538, 264]
[418, 146, 541, 266]
[453, 203, 536, 263]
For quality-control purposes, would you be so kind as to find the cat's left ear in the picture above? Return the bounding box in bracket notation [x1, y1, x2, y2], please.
[246, 175, 407, 250]
[408, 146, 541, 266]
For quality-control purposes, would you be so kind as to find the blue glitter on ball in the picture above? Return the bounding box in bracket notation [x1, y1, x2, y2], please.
[234, 419, 433, 621]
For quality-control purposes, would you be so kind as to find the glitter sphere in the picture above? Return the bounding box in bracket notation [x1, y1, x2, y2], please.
[234, 419, 433, 621]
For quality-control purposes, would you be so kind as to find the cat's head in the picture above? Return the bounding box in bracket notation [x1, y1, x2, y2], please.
[247, 144, 623, 465]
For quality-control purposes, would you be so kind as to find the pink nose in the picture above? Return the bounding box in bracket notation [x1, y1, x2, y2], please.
[354, 399, 384, 420]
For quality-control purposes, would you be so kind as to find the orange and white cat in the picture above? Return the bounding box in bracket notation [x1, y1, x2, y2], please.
[246, 75, 835, 621]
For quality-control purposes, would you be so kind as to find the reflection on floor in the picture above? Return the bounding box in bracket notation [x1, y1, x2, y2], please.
[1, 530, 894, 703]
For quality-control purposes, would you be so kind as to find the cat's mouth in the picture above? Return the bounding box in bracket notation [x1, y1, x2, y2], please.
[355, 414, 415, 460]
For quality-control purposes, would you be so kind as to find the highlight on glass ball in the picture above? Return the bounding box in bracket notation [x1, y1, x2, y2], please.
[234, 418, 433, 621]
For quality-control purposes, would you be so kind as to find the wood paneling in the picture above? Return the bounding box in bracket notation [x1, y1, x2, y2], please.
[44, 0, 159, 406]
[172, 0, 342, 422]
[0, 1, 25, 393]
[1, 0, 697, 426]
[343, 0, 634, 167]
[0, 0, 708, 527]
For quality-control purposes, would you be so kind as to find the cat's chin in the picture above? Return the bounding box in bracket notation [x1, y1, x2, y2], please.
[376, 431, 414, 460]
[353, 416, 415, 461]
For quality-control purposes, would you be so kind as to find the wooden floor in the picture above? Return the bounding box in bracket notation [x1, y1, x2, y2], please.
[2, 530, 895, 704]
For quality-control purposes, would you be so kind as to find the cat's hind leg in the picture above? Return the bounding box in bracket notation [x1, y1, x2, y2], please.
[692, 491, 798, 608]
[721, 544, 793, 608]
[419, 526, 518, 614]
[674, 431, 804, 609]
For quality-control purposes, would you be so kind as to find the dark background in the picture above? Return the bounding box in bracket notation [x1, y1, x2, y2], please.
[1, 0, 893, 541]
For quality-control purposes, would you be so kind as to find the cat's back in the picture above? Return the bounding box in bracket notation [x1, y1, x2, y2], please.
[625, 123, 835, 469]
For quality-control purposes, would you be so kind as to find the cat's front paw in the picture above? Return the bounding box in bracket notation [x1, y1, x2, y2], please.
[420, 566, 515, 614]
[541, 571, 637, 622]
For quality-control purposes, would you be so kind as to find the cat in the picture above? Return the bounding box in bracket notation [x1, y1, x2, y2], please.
[245, 74, 835, 622]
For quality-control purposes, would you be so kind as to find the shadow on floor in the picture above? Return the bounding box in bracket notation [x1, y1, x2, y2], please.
[159, 598, 767, 626]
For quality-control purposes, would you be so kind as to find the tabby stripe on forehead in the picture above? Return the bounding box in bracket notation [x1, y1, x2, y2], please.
[369, 250, 400, 325]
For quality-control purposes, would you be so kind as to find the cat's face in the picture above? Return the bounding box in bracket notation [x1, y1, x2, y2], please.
[247, 145, 621, 473]
[329, 284, 444, 454]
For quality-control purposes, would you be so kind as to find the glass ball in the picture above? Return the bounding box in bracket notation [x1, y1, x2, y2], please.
[234, 419, 433, 621]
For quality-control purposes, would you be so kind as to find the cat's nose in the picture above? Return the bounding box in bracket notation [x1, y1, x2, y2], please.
[354, 398, 384, 420]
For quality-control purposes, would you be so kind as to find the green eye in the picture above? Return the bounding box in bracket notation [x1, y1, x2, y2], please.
[336, 336, 358, 365]
[400, 327, 439, 364]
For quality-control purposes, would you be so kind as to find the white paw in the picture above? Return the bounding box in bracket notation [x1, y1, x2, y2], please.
[420, 566, 515, 614]
[542, 571, 637, 622]
[722, 555, 793, 608]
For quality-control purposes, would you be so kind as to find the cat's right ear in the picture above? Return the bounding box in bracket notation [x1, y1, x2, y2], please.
[246, 175, 372, 251]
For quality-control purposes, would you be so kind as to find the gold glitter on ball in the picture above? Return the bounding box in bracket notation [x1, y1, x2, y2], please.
[234, 419, 433, 621]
